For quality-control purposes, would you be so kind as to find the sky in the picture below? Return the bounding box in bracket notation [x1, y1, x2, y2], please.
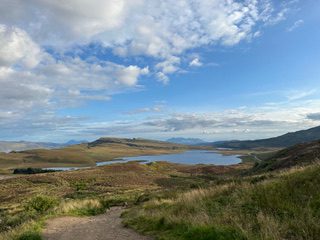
[0, 0, 319, 143]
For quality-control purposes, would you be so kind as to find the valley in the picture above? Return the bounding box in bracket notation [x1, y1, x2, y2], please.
[0, 131, 320, 240]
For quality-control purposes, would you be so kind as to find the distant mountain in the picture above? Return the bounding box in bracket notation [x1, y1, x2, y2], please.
[0, 139, 88, 153]
[250, 140, 320, 173]
[210, 125, 320, 149]
[166, 137, 207, 145]
[88, 137, 190, 149]
[0, 141, 63, 153]
[65, 140, 88, 145]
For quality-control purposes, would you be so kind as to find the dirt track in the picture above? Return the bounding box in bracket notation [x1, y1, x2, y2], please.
[42, 207, 152, 240]
[0, 175, 15, 181]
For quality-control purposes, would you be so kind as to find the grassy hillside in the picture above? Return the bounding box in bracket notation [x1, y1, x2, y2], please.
[0, 138, 195, 171]
[123, 163, 320, 240]
[210, 125, 320, 149]
[250, 140, 320, 173]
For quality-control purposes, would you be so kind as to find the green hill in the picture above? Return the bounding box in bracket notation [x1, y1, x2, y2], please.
[250, 140, 320, 173]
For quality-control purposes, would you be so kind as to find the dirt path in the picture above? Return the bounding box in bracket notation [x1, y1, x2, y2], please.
[42, 207, 152, 240]
[0, 175, 15, 181]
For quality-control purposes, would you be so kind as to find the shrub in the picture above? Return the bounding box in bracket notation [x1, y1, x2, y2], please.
[182, 226, 245, 240]
[16, 231, 42, 240]
[25, 195, 57, 214]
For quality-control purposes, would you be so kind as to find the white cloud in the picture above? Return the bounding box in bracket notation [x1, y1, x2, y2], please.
[156, 72, 170, 85]
[189, 58, 203, 67]
[0, 24, 42, 68]
[56, 99, 320, 141]
[0, 24, 149, 121]
[286, 89, 316, 101]
[156, 56, 180, 74]
[0, 0, 301, 141]
[124, 104, 164, 115]
[1, 96, 319, 142]
[287, 19, 304, 32]
[0, 0, 294, 83]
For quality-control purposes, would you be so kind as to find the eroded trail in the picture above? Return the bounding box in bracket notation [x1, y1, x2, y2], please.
[42, 207, 152, 240]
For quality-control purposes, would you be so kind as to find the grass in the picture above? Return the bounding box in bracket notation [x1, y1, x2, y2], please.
[57, 199, 108, 216]
[0, 161, 203, 239]
[0, 220, 43, 240]
[2, 144, 317, 240]
[123, 163, 320, 240]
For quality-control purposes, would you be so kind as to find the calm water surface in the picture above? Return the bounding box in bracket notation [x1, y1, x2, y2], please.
[45, 150, 241, 171]
[97, 150, 241, 166]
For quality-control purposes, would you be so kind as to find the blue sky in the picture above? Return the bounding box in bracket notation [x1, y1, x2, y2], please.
[0, 0, 319, 142]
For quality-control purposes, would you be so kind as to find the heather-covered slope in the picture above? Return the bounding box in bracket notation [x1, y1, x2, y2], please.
[210, 125, 320, 149]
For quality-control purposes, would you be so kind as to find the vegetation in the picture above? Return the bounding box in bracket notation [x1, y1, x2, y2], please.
[250, 140, 320, 173]
[1, 138, 320, 240]
[123, 163, 320, 240]
[0, 158, 247, 239]
[13, 168, 60, 175]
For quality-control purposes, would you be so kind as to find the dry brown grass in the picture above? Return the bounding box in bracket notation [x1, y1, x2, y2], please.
[57, 199, 102, 215]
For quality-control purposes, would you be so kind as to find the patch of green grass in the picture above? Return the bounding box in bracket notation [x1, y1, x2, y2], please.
[181, 226, 245, 240]
[16, 231, 42, 240]
[0, 219, 44, 240]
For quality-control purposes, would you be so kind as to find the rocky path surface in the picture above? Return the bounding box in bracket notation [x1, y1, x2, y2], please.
[42, 207, 152, 240]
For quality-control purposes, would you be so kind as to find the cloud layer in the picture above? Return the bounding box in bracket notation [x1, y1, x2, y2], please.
[0, 0, 302, 141]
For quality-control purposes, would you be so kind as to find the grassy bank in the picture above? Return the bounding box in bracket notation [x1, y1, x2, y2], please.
[123, 163, 320, 240]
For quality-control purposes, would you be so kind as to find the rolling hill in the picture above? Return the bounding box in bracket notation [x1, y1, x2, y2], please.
[0, 140, 88, 153]
[250, 140, 320, 173]
[209, 125, 320, 149]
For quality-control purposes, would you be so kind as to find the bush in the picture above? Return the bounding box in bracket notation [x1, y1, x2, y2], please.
[25, 195, 57, 214]
[16, 231, 42, 240]
[182, 226, 246, 240]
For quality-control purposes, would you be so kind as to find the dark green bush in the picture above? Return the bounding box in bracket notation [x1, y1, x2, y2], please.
[16, 231, 42, 240]
[182, 226, 246, 240]
[25, 195, 57, 214]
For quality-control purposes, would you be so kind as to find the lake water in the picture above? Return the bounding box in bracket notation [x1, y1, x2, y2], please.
[45, 150, 241, 171]
[97, 150, 241, 166]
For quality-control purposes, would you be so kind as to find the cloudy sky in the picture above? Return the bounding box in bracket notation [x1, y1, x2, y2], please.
[0, 0, 319, 142]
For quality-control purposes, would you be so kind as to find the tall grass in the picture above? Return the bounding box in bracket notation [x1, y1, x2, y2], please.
[57, 199, 108, 216]
[123, 164, 320, 240]
[0, 220, 43, 240]
[0, 197, 110, 240]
